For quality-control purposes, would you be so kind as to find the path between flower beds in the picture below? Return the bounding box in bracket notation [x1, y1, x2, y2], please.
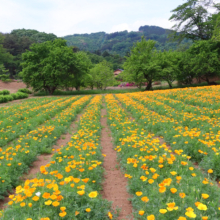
[0, 109, 84, 210]
[100, 105, 133, 220]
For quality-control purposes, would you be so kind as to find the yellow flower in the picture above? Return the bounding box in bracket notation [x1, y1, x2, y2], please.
[170, 188, 177, 194]
[20, 202, 26, 207]
[141, 196, 149, 203]
[159, 209, 167, 214]
[170, 171, 177, 175]
[45, 200, 52, 205]
[148, 179, 154, 184]
[207, 169, 213, 174]
[108, 212, 113, 219]
[147, 215, 155, 220]
[202, 194, 209, 199]
[179, 192, 186, 198]
[86, 208, 91, 212]
[77, 190, 85, 196]
[197, 203, 207, 211]
[32, 196, 39, 201]
[52, 201, 60, 207]
[139, 210, 145, 215]
[59, 212, 67, 217]
[167, 202, 178, 211]
[136, 191, 142, 196]
[88, 191, 98, 198]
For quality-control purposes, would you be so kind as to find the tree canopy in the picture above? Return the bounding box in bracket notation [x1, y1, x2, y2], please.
[123, 37, 161, 90]
[20, 39, 91, 94]
[169, 0, 220, 42]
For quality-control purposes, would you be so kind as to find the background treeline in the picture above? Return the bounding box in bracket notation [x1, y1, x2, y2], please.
[64, 25, 192, 56]
[1, 0, 220, 94]
[123, 0, 220, 90]
[0, 29, 58, 79]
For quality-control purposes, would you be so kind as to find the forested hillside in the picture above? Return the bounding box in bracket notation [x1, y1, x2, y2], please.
[64, 25, 191, 56]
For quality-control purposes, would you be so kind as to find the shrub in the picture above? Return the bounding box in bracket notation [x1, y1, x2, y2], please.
[11, 92, 28, 100]
[0, 95, 13, 103]
[18, 88, 32, 94]
[0, 90, 10, 95]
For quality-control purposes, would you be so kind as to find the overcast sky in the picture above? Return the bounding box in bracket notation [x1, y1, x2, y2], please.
[0, 0, 195, 37]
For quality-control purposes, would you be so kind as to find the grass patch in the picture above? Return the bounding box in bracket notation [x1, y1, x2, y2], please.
[34, 81, 219, 96]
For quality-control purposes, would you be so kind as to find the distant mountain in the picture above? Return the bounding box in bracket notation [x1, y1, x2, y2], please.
[64, 25, 191, 56]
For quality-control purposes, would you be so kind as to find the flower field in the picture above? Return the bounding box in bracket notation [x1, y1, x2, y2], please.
[0, 86, 220, 220]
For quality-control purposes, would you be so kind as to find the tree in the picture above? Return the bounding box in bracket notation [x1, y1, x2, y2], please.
[212, 13, 220, 41]
[123, 37, 161, 90]
[158, 50, 180, 88]
[20, 39, 90, 94]
[0, 34, 13, 79]
[169, 0, 219, 42]
[64, 51, 92, 91]
[176, 51, 195, 85]
[86, 61, 115, 90]
[187, 40, 220, 84]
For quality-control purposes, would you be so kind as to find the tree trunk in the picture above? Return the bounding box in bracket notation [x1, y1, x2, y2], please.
[168, 81, 173, 88]
[145, 80, 152, 90]
[75, 86, 80, 91]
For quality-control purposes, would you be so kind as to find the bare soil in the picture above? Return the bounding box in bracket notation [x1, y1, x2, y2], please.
[101, 106, 133, 220]
[0, 80, 27, 94]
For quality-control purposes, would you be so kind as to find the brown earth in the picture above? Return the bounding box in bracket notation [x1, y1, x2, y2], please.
[0, 80, 27, 94]
[101, 106, 133, 220]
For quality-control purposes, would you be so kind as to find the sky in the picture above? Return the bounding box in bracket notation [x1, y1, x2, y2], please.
[0, 0, 206, 37]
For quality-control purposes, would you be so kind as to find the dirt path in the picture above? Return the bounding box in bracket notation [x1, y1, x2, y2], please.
[0, 110, 83, 210]
[101, 104, 133, 220]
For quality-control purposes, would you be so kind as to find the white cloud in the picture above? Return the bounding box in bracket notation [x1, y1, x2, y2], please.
[110, 23, 131, 33]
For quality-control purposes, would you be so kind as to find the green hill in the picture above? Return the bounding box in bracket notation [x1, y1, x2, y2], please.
[64, 25, 191, 56]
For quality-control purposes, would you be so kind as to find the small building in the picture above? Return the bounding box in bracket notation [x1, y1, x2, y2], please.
[114, 69, 123, 76]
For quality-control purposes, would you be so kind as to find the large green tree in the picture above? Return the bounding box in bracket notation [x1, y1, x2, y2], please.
[158, 50, 180, 88]
[86, 61, 115, 90]
[20, 39, 90, 94]
[187, 40, 220, 84]
[123, 37, 161, 90]
[169, 0, 219, 42]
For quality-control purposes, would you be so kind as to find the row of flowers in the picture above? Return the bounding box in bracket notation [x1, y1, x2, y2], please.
[0, 97, 73, 147]
[125, 92, 220, 179]
[105, 94, 220, 219]
[0, 97, 58, 121]
[0, 95, 113, 220]
[156, 86, 220, 109]
[0, 96, 91, 200]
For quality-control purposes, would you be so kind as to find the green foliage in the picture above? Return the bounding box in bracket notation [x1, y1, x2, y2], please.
[2, 29, 58, 78]
[187, 40, 220, 83]
[17, 88, 32, 94]
[11, 92, 28, 100]
[169, 0, 219, 42]
[212, 13, 220, 41]
[0, 92, 28, 103]
[123, 37, 161, 90]
[11, 29, 57, 43]
[64, 26, 191, 56]
[20, 39, 91, 94]
[0, 95, 13, 103]
[158, 50, 180, 88]
[86, 61, 115, 90]
[0, 89, 10, 95]
[0, 34, 13, 77]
